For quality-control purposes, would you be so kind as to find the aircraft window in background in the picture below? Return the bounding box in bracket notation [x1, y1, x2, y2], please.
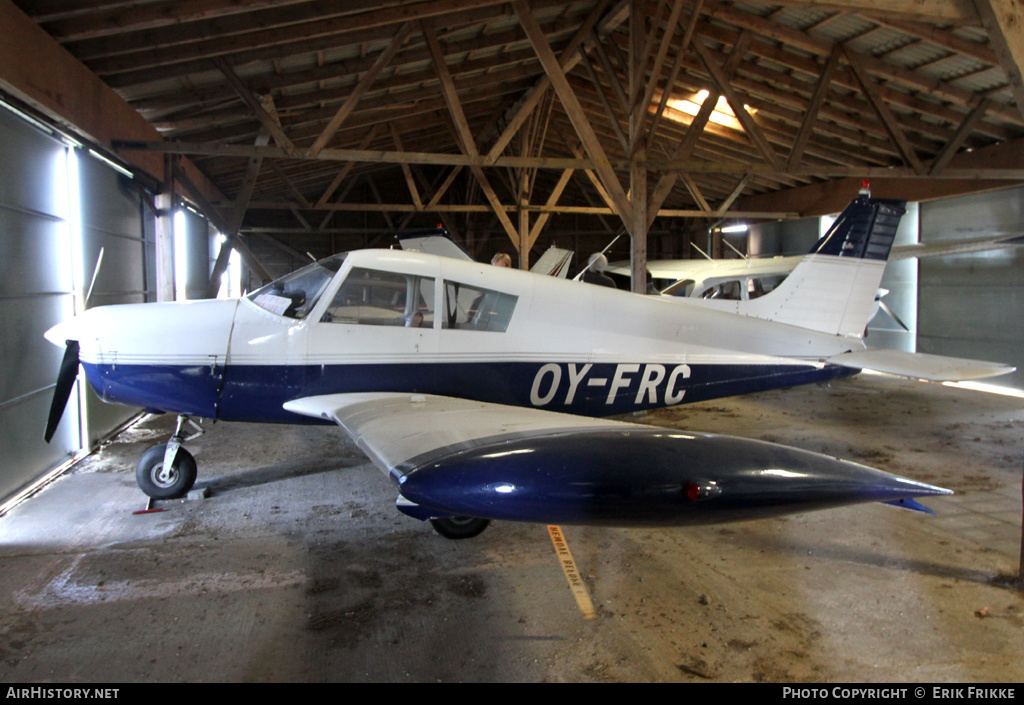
[443, 280, 517, 332]
[748, 274, 788, 300]
[322, 267, 435, 327]
[248, 253, 347, 318]
[662, 279, 696, 297]
[700, 280, 742, 300]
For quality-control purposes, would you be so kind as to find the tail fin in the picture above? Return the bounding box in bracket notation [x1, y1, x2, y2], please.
[732, 190, 906, 337]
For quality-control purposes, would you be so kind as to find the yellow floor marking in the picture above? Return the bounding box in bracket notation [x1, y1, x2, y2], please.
[547, 525, 596, 619]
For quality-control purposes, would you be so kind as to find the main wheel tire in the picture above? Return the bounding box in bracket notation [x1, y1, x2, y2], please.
[136, 444, 198, 500]
[429, 516, 490, 539]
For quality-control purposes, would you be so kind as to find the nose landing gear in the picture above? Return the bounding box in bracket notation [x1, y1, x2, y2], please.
[135, 415, 204, 499]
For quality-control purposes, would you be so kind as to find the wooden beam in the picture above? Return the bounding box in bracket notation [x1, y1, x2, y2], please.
[579, 49, 630, 151]
[680, 173, 712, 214]
[314, 124, 381, 208]
[646, 33, 749, 228]
[647, 0, 702, 151]
[750, 0, 979, 23]
[514, 0, 635, 230]
[0, 0, 222, 205]
[629, 0, 648, 293]
[930, 98, 991, 174]
[208, 130, 270, 297]
[117, 138, 1024, 181]
[426, 165, 464, 209]
[528, 168, 576, 245]
[421, 18, 520, 246]
[974, 0, 1024, 122]
[212, 56, 299, 156]
[715, 173, 752, 216]
[844, 47, 926, 174]
[486, 0, 623, 163]
[307, 21, 412, 157]
[692, 37, 780, 170]
[630, 0, 687, 156]
[245, 199, 798, 220]
[738, 134, 1024, 215]
[390, 122, 423, 210]
[788, 46, 842, 169]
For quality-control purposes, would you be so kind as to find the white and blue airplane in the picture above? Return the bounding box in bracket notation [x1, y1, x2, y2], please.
[607, 224, 1024, 301]
[42, 189, 1013, 538]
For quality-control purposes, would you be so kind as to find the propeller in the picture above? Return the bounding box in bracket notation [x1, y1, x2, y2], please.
[44, 339, 80, 443]
[877, 299, 910, 332]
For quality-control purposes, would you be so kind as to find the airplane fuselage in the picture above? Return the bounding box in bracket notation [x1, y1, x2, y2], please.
[63, 248, 863, 425]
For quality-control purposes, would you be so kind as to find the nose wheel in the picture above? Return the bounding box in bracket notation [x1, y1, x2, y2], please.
[135, 415, 203, 499]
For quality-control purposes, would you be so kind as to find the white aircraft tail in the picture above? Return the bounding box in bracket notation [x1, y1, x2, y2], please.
[728, 191, 906, 338]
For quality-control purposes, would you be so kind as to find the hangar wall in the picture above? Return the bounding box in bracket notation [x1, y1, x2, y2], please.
[919, 189, 1024, 391]
[0, 104, 156, 503]
[0, 105, 79, 502]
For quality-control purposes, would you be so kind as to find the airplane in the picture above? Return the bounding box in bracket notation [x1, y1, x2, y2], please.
[606, 226, 1024, 302]
[41, 189, 1014, 539]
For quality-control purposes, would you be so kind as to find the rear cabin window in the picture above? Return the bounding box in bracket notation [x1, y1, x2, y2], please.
[443, 280, 517, 332]
[321, 268, 434, 327]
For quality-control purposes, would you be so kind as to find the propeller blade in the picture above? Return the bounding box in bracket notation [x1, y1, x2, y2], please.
[44, 340, 80, 443]
[878, 300, 910, 332]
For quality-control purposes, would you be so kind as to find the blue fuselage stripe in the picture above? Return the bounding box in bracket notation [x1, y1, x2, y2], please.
[82, 360, 857, 422]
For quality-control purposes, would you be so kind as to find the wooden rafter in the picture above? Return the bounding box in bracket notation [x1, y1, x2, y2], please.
[692, 37, 780, 170]
[843, 47, 926, 175]
[12, 0, 1024, 254]
[788, 46, 842, 170]
[307, 22, 412, 158]
[421, 18, 520, 248]
[514, 0, 635, 232]
[213, 56, 299, 157]
[930, 98, 992, 175]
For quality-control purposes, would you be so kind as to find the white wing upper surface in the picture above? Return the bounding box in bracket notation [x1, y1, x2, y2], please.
[283, 392, 629, 478]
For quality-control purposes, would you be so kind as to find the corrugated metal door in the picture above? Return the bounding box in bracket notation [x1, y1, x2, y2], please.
[77, 150, 154, 448]
[919, 189, 1024, 391]
[0, 107, 79, 502]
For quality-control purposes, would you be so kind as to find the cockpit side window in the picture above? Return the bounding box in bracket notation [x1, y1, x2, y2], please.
[321, 267, 435, 327]
[247, 253, 346, 318]
[443, 280, 517, 332]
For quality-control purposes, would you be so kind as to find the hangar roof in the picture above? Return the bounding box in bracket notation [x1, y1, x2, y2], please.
[5, 0, 1024, 264]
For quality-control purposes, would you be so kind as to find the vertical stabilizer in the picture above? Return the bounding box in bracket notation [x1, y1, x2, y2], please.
[715, 190, 906, 338]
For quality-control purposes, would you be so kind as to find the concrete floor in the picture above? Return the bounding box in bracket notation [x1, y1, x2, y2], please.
[0, 374, 1022, 683]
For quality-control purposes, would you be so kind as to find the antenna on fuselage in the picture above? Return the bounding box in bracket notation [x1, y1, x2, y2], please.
[573, 231, 623, 281]
[690, 243, 714, 262]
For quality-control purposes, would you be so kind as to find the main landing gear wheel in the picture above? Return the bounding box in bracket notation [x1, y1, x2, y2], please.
[136, 443, 197, 500]
[429, 516, 491, 539]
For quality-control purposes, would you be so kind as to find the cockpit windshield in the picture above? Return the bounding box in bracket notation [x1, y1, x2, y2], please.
[247, 253, 347, 318]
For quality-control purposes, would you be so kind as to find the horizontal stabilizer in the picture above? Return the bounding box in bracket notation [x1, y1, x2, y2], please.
[883, 497, 937, 514]
[827, 348, 1015, 382]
